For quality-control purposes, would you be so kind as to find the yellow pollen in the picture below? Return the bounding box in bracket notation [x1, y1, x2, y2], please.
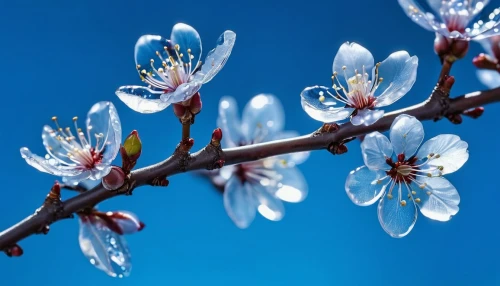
[342, 66, 346, 70]
[175, 44, 180, 51]
[179, 53, 184, 58]
[415, 198, 421, 203]
[150, 59, 154, 63]
[387, 194, 393, 200]
[412, 191, 416, 195]
[400, 200, 407, 207]
[376, 180, 382, 184]
[438, 166, 444, 171]
[379, 77, 384, 82]
[72, 117, 78, 121]
[426, 191, 432, 196]
[51, 116, 57, 121]
[427, 173, 432, 177]
[435, 154, 441, 158]
[158, 68, 164, 73]
[419, 184, 426, 189]
[187, 48, 191, 53]
[136, 64, 141, 69]
[376, 62, 381, 67]
[319, 95, 325, 102]
[141, 69, 147, 75]
[156, 51, 160, 56]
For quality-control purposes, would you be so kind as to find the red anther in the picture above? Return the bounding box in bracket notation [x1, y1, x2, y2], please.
[463, 107, 485, 119]
[397, 154, 405, 162]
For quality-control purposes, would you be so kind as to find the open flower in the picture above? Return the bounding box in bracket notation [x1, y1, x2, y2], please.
[215, 94, 309, 228]
[20, 102, 122, 185]
[79, 210, 144, 278]
[398, 0, 500, 40]
[301, 42, 418, 126]
[475, 36, 500, 87]
[345, 114, 469, 238]
[116, 23, 236, 113]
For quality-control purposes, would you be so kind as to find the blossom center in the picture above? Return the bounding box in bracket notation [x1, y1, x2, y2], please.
[49, 116, 104, 169]
[319, 64, 383, 110]
[137, 43, 200, 92]
[385, 154, 418, 184]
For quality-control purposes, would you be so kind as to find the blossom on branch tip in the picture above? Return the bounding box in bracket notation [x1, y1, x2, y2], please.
[301, 42, 418, 126]
[213, 94, 309, 228]
[20, 102, 122, 186]
[116, 23, 236, 114]
[398, 0, 500, 40]
[78, 210, 144, 278]
[345, 114, 469, 238]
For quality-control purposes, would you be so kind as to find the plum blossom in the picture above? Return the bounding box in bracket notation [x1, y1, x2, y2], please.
[345, 114, 469, 238]
[79, 210, 144, 278]
[301, 42, 418, 126]
[116, 23, 236, 114]
[214, 94, 309, 228]
[20, 102, 122, 185]
[398, 0, 500, 40]
[475, 36, 500, 87]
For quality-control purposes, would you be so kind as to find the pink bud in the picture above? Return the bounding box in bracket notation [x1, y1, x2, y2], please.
[451, 40, 469, 59]
[102, 166, 126, 190]
[434, 34, 450, 58]
[211, 128, 223, 145]
[5, 244, 23, 257]
[473, 53, 499, 70]
[47, 181, 61, 201]
[463, 107, 485, 119]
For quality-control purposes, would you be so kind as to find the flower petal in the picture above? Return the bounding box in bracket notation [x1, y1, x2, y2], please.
[217, 96, 243, 147]
[223, 175, 257, 229]
[300, 86, 354, 123]
[134, 35, 174, 75]
[170, 23, 202, 67]
[86, 102, 121, 165]
[361, 132, 393, 170]
[241, 94, 285, 143]
[116, 86, 170, 114]
[390, 114, 424, 158]
[333, 42, 374, 81]
[413, 177, 460, 222]
[476, 69, 500, 89]
[351, 109, 384, 126]
[62, 171, 92, 186]
[272, 165, 308, 203]
[20, 147, 83, 176]
[78, 215, 132, 278]
[374, 51, 418, 107]
[377, 183, 418, 238]
[159, 80, 202, 104]
[416, 134, 469, 175]
[252, 183, 285, 222]
[105, 211, 144, 235]
[42, 125, 77, 166]
[345, 166, 388, 206]
[268, 131, 309, 165]
[199, 30, 236, 84]
[397, 0, 440, 32]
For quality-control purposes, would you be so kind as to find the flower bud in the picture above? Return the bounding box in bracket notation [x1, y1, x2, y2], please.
[450, 40, 469, 60]
[189, 92, 202, 115]
[4, 244, 23, 257]
[462, 107, 484, 119]
[434, 34, 450, 59]
[102, 166, 126, 191]
[173, 103, 187, 118]
[47, 181, 61, 201]
[473, 53, 498, 70]
[123, 130, 142, 160]
[211, 128, 223, 146]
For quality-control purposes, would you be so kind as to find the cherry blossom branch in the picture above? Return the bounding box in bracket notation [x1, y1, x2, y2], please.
[1, 83, 499, 253]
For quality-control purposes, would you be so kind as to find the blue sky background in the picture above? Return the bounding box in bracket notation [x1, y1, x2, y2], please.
[0, 0, 499, 285]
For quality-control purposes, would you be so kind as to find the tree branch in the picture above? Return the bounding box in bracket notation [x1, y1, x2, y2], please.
[1, 85, 499, 251]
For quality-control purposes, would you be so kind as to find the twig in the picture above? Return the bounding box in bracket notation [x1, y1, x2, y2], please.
[0, 85, 499, 251]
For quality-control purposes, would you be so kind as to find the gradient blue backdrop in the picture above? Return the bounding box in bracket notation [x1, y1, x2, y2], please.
[0, 0, 498, 285]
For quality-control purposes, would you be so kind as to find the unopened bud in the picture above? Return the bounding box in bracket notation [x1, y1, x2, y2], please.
[180, 138, 195, 153]
[214, 159, 225, 169]
[463, 107, 485, 119]
[5, 244, 23, 257]
[102, 166, 126, 191]
[450, 40, 469, 60]
[211, 128, 223, 146]
[434, 34, 450, 59]
[47, 181, 61, 201]
[473, 53, 499, 70]
[123, 130, 142, 160]
[189, 92, 202, 115]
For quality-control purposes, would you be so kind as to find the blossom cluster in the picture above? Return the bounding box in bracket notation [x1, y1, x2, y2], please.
[16, 0, 500, 277]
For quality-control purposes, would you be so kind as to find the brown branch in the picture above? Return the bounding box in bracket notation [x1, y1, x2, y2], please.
[1, 85, 499, 251]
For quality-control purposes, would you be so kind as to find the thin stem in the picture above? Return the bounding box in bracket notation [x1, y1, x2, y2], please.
[438, 57, 454, 86]
[0, 86, 500, 251]
[182, 122, 191, 140]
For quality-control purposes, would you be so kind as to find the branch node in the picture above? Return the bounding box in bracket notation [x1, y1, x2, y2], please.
[327, 137, 355, 155]
[151, 176, 170, 187]
[313, 123, 340, 136]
